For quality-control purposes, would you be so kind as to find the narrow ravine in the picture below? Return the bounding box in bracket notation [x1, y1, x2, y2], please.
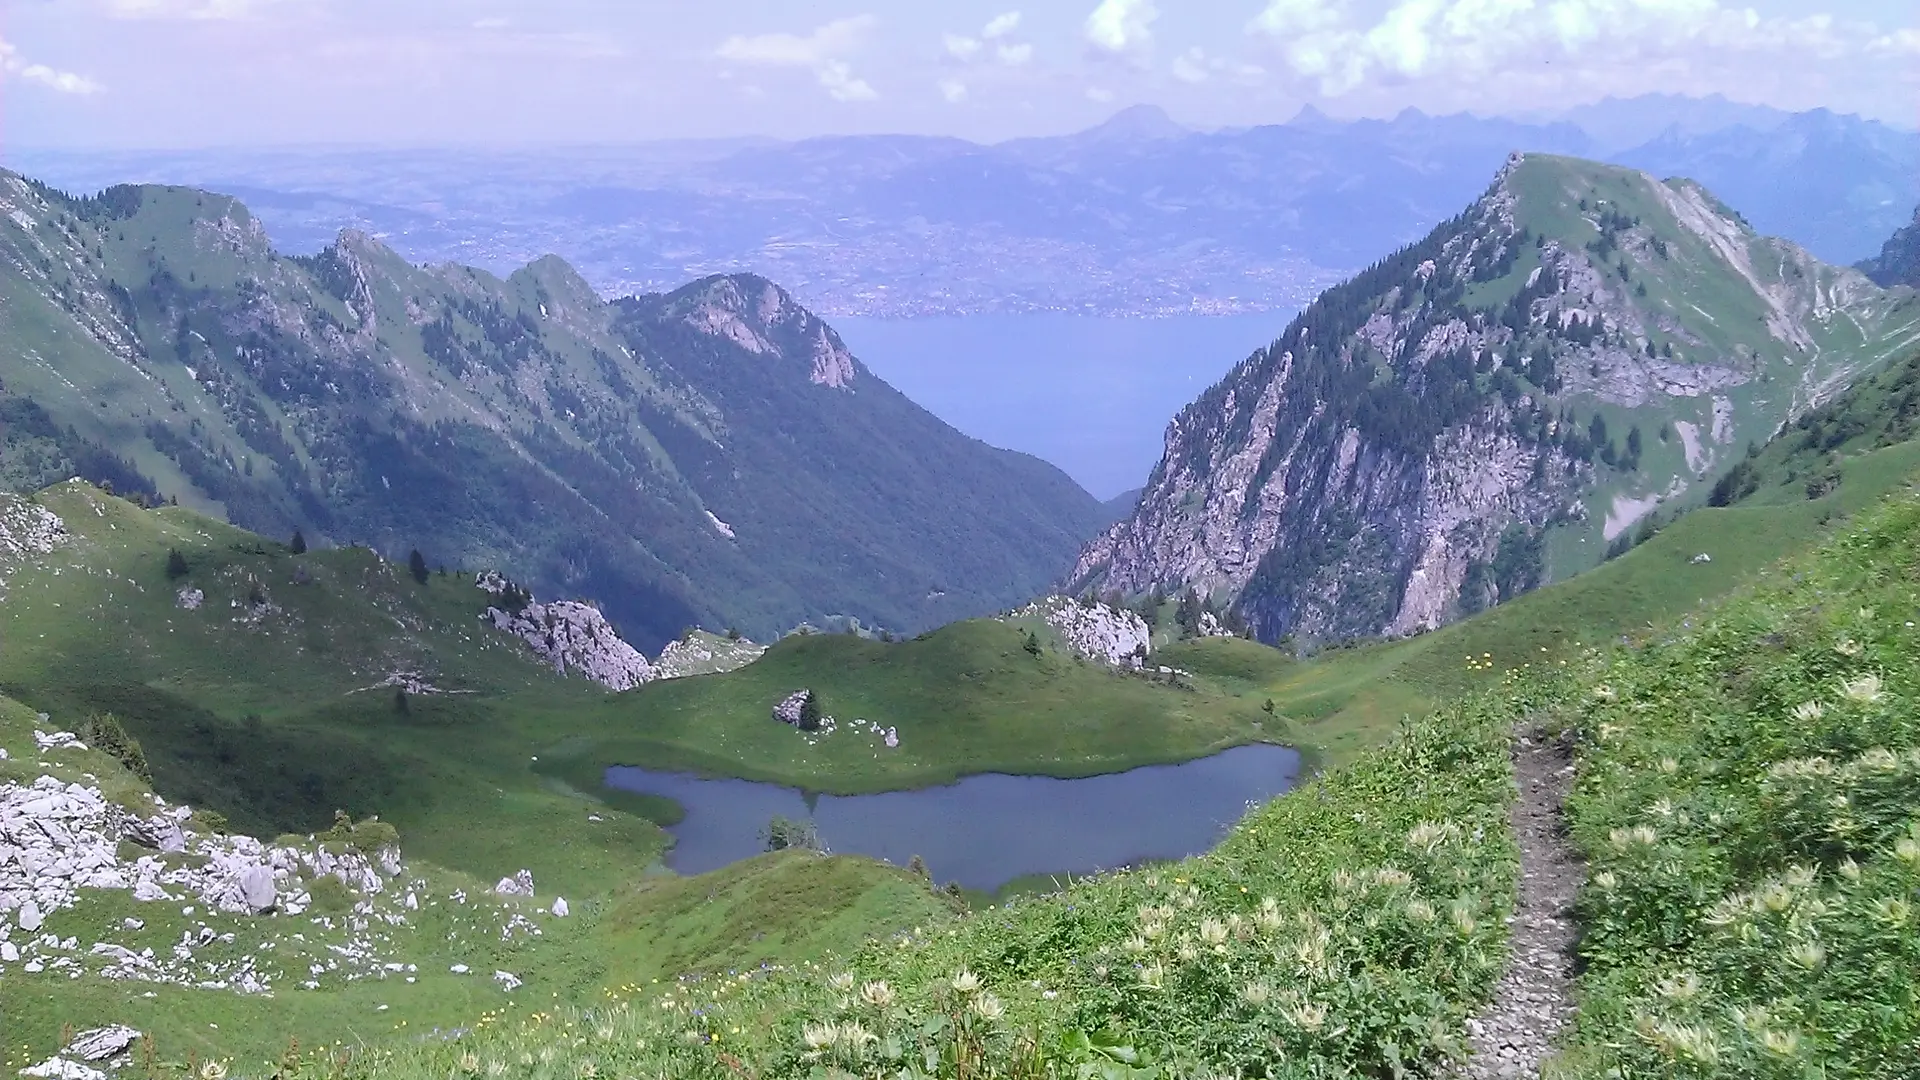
[1458, 728, 1582, 1079]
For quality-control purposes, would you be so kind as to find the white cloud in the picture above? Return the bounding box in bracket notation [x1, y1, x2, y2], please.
[1086, 85, 1115, 102]
[1085, 0, 1157, 53]
[945, 13, 1034, 70]
[1173, 47, 1208, 82]
[0, 35, 103, 94]
[818, 60, 878, 101]
[1248, 0, 1911, 100]
[1870, 27, 1920, 55]
[716, 15, 880, 102]
[982, 12, 1023, 41]
[940, 78, 969, 103]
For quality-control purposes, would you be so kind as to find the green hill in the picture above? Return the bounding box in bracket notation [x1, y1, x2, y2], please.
[0, 173, 1106, 648]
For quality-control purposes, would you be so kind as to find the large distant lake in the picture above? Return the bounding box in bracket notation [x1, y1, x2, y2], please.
[606, 743, 1301, 893]
[833, 314, 1298, 500]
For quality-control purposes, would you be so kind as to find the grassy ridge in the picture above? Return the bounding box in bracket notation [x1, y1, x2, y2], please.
[1552, 493, 1920, 1075]
[544, 621, 1280, 796]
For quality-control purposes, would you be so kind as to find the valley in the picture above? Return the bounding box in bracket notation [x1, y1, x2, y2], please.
[3, 135, 1919, 1079]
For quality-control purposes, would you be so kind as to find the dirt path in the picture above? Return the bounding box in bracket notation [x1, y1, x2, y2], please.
[1457, 728, 1582, 1079]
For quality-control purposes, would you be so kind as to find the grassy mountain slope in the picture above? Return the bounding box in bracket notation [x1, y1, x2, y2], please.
[158, 426, 1920, 1080]
[0, 689, 951, 1068]
[1077, 153, 1920, 646]
[0, 173, 1105, 648]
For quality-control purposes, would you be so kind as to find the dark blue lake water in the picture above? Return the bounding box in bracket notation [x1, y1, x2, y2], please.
[604, 743, 1301, 892]
[832, 314, 1298, 500]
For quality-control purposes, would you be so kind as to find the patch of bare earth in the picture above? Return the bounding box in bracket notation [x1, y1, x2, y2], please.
[1457, 727, 1582, 1079]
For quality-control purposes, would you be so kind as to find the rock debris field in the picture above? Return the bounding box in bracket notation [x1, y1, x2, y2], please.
[2, 715, 575, 1073]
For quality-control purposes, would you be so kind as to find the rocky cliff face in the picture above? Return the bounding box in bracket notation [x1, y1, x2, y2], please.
[1005, 596, 1152, 667]
[477, 572, 655, 690]
[1075, 154, 1919, 644]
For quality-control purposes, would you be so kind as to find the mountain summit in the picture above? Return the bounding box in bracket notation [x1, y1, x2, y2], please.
[1072, 153, 1919, 645]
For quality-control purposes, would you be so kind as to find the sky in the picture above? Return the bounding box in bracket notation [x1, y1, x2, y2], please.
[1, 0, 1914, 148]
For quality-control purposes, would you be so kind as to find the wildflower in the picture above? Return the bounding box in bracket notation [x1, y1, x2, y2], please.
[1373, 867, 1412, 888]
[1176, 941, 1197, 963]
[1759, 884, 1794, 913]
[1283, 1001, 1328, 1031]
[1649, 797, 1676, 818]
[970, 993, 1006, 1022]
[834, 1022, 877, 1053]
[950, 969, 981, 995]
[1658, 757, 1679, 774]
[827, 972, 855, 993]
[1198, 918, 1229, 946]
[1894, 833, 1920, 866]
[802, 1024, 835, 1053]
[1760, 1029, 1801, 1057]
[1786, 941, 1826, 971]
[1840, 673, 1885, 704]
[1653, 972, 1703, 1002]
[858, 981, 894, 1009]
[1450, 903, 1478, 937]
[1591, 871, 1619, 892]
[1592, 684, 1618, 702]
[1136, 963, 1165, 990]
[1858, 747, 1900, 772]
[1792, 701, 1825, 722]
[1785, 864, 1817, 888]
[459, 1053, 480, 1074]
[1834, 637, 1863, 656]
[1240, 981, 1271, 1006]
[1872, 897, 1911, 927]
[1405, 898, 1436, 922]
[200, 1063, 228, 1080]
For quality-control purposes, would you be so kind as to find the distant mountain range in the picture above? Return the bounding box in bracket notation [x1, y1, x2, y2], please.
[0, 173, 1106, 649]
[11, 95, 1913, 318]
[1073, 153, 1920, 644]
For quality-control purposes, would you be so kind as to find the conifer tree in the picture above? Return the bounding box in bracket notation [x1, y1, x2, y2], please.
[165, 548, 188, 580]
[290, 529, 307, 555]
[408, 548, 429, 584]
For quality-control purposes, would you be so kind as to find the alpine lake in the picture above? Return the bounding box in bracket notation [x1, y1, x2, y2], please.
[605, 744, 1301, 894]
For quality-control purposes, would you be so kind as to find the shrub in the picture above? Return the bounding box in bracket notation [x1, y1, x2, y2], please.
[78, 712, 149, 782]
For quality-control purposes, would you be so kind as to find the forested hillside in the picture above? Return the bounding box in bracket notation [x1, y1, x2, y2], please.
[0, 173, 1106, 647]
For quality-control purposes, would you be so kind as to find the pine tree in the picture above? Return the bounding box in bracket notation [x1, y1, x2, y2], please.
[165, 548, 188, 580]
[408, 548, 429, 584]
[1023, 630, 1042, 657]
[289, 529, 307, 555]
[798, 691, 823, 732]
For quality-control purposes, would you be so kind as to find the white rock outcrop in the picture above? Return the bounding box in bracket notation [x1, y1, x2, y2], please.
[654, 632, 767, 680]
[476, 572, 654, 690]
[1006, 597, 1151, 668]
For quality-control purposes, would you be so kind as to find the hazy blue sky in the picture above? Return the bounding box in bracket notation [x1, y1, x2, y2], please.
[2, 0, 1913, 147]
